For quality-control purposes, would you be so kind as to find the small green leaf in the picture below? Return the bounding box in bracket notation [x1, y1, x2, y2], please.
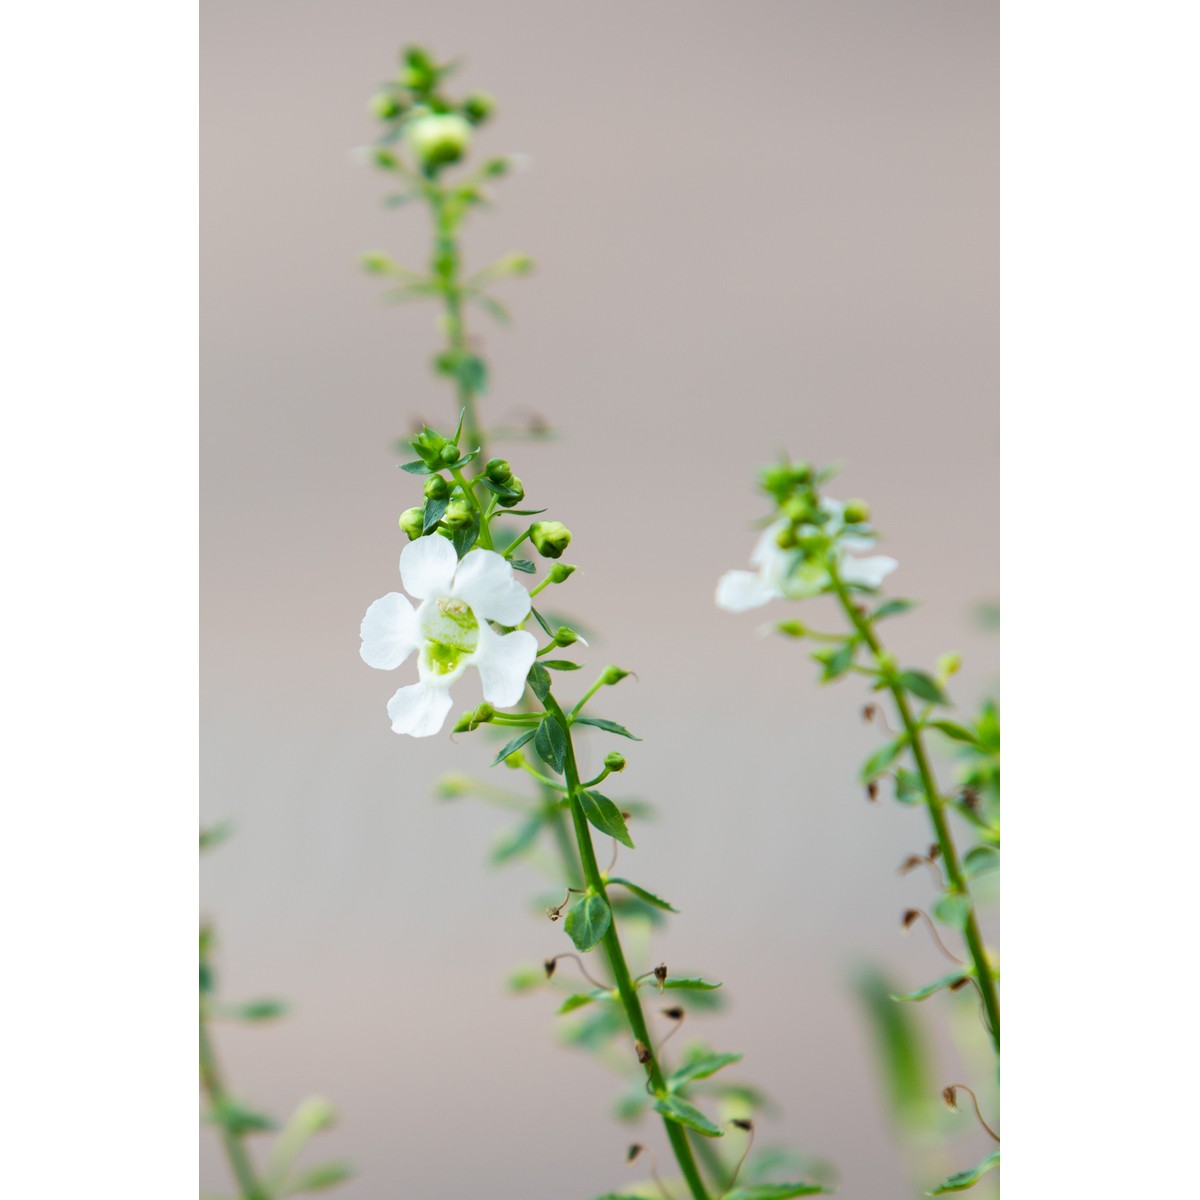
[200, 822, 234, 853]
[399, 459, 433, 475]
[932, 892, 972, 930]
[872, 598, 916, 620]
[891, 971, 968, 1002]
[490, 815, 544, 865]
[928, 1151, 1000, 1194]
[509, 558, 536, 574]
[964, 845, 1000, 877]
[579, 790, 634, 849]
[608, 877, 678, 913]
[928, 720, 981, 747]
[897, 670, 949, 705]
[724, 1186, 830, 1200]
[669, 1052, 742, 1089]
[422, 496, 448, 533]
[526, 661, 551, 701]
[557, 988, 614, 1014]
[540, 659, 583, 670]
[280, 1160, 355, 1194]
[893, 767, 923, 804]
[450, 516, 480, 558]
[564, 893, 611, 952]
[660, 977, 722, 992]
[816, 640, 856, 681]
[652, 1094, 724, 1137]
[861, 736, 907, 783]
[572, 716, 641, 740]
[209, 1099, 277, 1136]
[220, 999, 288, 1022]
[490, 728, 536, 766]
[534, 716, 567, 775]
[530, 608, 555, 638]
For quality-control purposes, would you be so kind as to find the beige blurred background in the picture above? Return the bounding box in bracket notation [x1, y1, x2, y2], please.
[201, 1, 998, 1196]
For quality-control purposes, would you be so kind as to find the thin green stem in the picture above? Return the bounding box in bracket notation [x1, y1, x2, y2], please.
[199, 1013, 267, 1200]
[543, 693, 712, 1200]
[829, 567, 1000, 1053]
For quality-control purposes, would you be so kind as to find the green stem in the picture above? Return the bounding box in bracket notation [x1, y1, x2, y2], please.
[829, 568, 1000, 1053]
[199, 1012, 267, 1200]
[543, 694, 712, 1200]
[431, 190, 485, 469]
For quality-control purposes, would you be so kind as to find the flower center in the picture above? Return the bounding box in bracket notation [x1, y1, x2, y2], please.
[421, 596, 480, 676]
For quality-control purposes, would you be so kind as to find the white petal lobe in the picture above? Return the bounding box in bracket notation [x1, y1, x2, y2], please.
[400, 535, 458, 599]
[716, 569, 780, 613]
[475, 624, 537, 707]
[451, 549, 531, 625]
[387, 680, 455, 737]
[360, 592, 420, 669]
[840, 554, 898, 588]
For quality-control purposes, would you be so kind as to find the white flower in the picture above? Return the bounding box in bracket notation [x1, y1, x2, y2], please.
[716, 501, 898, 614]
[360, 537, 537, 737]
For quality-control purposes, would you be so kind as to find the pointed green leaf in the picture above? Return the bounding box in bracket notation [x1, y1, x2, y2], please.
[509, 557, 536, 574]
[530, 608, 555, 638]
[932, 892, 972, 930]
[964, 845, 1000, 878]
[534, 716, 567, 775]
[608, 877, 678, 913]
[526, 662, 551, 701]
[219, 999, 288, 1022]
[564, 893, 611, 952]
[399, 459, 433, 475]
[891, 971, 968, 1002]
[490, 815, 544, 865]
[280, 1160, 355, 1194]
[652, 1094, 724, 1137]
[872, 598, 916, 620]
[861, 736, 907, 783]
[928, 719, 981, 747]
[490, 728, 536, 767]
[200, 822, 234, 853]
[725, 1186, 830, 1200]
[579, 790, 634, 849]
[208, 1098, 277, 1136]
[540, 659, 583, 670]
[557, 988, 614, 1014]
[422, 495, 448, 533]
[928, 1151, 999, 1194]
[898, 670, 949, 705]
[669, 1052, 742, 1089]
[572, 716, 641, 740]
[660, 977, 722, 992]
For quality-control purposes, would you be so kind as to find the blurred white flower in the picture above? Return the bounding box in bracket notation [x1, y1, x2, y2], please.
[361, 537, 537, 737]
[716, 501, 897, 614]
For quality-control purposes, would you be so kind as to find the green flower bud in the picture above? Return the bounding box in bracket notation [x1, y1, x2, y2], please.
[439, 444, 461, 466]
[843, 499, 871, 525]
[470, 703, 495, 728]
[424, 474, 450, 501]
[530, 520, 572, 559]
[783, 496, 815, 525]
[496, 475, 525, 507]
[775, 525, 799, 550]
[401, 46, 438, 93]
[789, 461, 814, 486]
[451, 710, 474, 734]
[553, 626, 580, 647]
[600, 665, 631, 686]
[938, 652, 962, 678]
[442, 500, 473, 530]
[759, 463, 795, 496]
[370, 92, 404, 120]
[405, 113, 472, 170]
[399, 507, 425, 540]
[776, 620, 807, 638]
[462, 92, 495, 125]
[547, 563, 576, 584]
[434, 772, 473, 799]
[360, 251, 393, 275]
[603, 752, 627, 774]
[485, 457, 513, 483]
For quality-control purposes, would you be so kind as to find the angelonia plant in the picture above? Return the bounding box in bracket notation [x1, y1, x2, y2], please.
[357, 47, 833, 1200]
[717, 465, 1000, 1196]
[199, 827, 351, 1199]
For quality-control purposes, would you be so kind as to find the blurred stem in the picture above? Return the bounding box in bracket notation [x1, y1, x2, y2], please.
[198, 1013, 267, 1200]
[430, 189, 484, 468]
[828, 566, 1000, 1053]
[543, 692, 712, 1200]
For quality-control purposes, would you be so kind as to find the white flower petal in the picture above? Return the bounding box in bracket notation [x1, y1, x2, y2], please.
[716, 569, 781, 612]
[750, 519, 790, 568]
[450, 549, 531, 626]
[840, 554, 898, 588]
[360, 592, 420, 669]
[386, 680, 455, 737]
[399, 535, 458, 600]
[474, 624, 537, 707]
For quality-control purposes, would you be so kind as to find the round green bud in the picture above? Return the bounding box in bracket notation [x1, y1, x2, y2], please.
[776, 620, 807, 638]
[530, 520, 572, 559]
[789, 461, 814, 486]
[462, 92, 495, 125]
[843, 499, 871, 525]
[372, 148, 399, 170]
[370, 92, 403, 120]
[547, 562, 576, 584]
[760, 463, 795, 496]
[938, 651, 962, 678]
[399, 507, 425, 540]
[775, 525, 799, 550]
[441, 500, 473, 531]
[439, 444, 461, 466]
[496, 475, 525, 508]
[405, 112, 472, 170]
[600, 665, 631, 686]
[603, 752, 627, 774]
[485, 457, 513, 483]
[782, 496, 814, 525]
[424, 474, 450, 501]
[471, 703, 495, 728]
[553, 626, 580, 647]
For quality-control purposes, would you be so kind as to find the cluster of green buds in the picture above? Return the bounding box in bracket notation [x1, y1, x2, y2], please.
[369, 46, 497, 176]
